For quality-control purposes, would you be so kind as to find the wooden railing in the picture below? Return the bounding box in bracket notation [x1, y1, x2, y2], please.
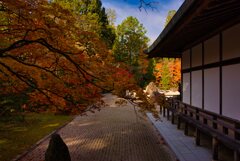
[160, 98, 240, 161]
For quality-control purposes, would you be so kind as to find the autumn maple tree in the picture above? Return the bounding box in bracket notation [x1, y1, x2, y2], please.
[0, 0, 118, 114]
[0, 0, 167, 118]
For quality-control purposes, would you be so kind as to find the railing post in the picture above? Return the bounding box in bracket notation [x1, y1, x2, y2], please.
[234, 149, 240, 161]
[163, 106, 166, 117]
[184, 104, 187, 115]
[177, 116, 181, 129]
[195, 128, 200, 146]
[212, 136, 219, 161]
[171, 112, 175, 124]
[167, 108, 170, 120]
[213, 116, 217, 129]
[223, 126, 228, 135]
[196, 109, 199, 121]
[184, 122, 189, 135]
[203, 118, 208, 125]
[160, 105, 162, 114]
[234, 123, 240, 140]
[190, 112, 193, 118]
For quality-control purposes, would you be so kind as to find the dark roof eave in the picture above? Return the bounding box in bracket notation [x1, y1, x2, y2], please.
[146, 0, 197, 57]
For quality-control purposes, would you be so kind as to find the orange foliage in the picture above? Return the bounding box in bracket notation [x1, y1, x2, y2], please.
[154, 58, 181, 90]
[0, 0, 130, 114]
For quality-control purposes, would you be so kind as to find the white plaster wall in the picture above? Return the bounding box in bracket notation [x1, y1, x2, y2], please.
[192, 44, 202, 67]
[204, 35, 220, 64]
[223, 23, 240, 60]
[183, 73, 190, 104]
[222, 64, 240, 121]
[182, 50, 190, 69]
[204, 68, 220, 114]
[191, 70, 202, 108]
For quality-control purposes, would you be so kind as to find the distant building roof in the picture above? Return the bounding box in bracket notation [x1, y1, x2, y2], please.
[146, 0, 240, 58]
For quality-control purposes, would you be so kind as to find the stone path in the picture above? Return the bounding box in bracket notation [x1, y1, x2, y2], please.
[17, 94, 175, 161]
[147, 113, 212, 161]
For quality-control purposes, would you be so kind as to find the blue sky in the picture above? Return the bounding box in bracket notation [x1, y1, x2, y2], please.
[102, 0, 184, 44]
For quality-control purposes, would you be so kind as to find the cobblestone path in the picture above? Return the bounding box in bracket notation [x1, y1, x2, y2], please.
[18, 94, 174, 161]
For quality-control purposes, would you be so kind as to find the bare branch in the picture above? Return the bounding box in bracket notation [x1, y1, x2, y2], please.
[138, 0, 159, 12]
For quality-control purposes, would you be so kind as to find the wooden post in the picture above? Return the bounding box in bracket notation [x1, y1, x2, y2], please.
[196, 109, 199, 121]
[171, 112, 175, 124]
[184, 122, 189, 135]
[195, 128, 200, 146]
[213, 116, 217, 129]
[177, 117, 181, 129]
[163, 107, 166, 117]
[203, 118, 208, 125]
[223, 126, 228, 135]
[184, 105, 187, 115]
[234, 123, 240, 140]
[167, 109, 170, 120]
[190, 112, 193, 117]
[234, 149, 240, 161]
[160, 105, 162, 114]
[212, 136, 219, 161]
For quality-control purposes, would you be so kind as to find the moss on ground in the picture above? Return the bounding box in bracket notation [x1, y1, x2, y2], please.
[0, 113, 72, 161]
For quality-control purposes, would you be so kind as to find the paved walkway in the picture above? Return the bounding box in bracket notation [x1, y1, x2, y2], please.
[147, 113, 212, 161]
[17, 94, 175, 161]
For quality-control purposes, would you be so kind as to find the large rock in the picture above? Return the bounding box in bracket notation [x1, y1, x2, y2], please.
[145, 82, 160, 97]
[45, 134, 71, 161]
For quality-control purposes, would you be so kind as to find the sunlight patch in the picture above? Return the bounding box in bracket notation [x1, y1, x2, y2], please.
[42, 123, 60, 128]
[0, 139, 8, 145]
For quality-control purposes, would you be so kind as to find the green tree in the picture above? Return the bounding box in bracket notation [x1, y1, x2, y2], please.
[165, 10, 176, 26]
[106, 8, 117, 27]
[113, 16, 149, 65]
[52, 0, 116, 48]
[144, 58, 156, 81]
[159, 58, 171, 90]
[86, 0, 116, 48]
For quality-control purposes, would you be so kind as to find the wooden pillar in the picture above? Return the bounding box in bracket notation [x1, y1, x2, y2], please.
[234, 123, 240, 140]
[160, 105, 162, 114]
[167, 109, 170, 120]
[190, 112, 193, 118]
[163, 107, 166, 117]
[177, 116, 181, 129]
[184, 122, 189, 135]
[196, 109, 200, 121]
[203, 118, 208, 125]
[213, 116, 217, 129]
[212, 136, 219, 161]
[184, 105, 187, 115]
[171, 112, 175, 124]
[223, 126, 228, 135]
[234, 150, 240, 161]
[195, 128, 200, 146]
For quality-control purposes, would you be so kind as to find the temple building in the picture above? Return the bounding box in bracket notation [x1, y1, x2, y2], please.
[147, 0, 240, 121]
[146, 0, 240, 160]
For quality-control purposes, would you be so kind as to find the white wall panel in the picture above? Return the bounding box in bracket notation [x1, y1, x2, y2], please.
[223, 23, 240, 60]
[192, 70, 202, 108]
[204, 35, 220, 64]
[182, 50, 190, 69]
[183, 73, 190, 104]
[192, 44, 202, 67]
[204, 68, 220, 113]
[222, 64, 240, 121]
